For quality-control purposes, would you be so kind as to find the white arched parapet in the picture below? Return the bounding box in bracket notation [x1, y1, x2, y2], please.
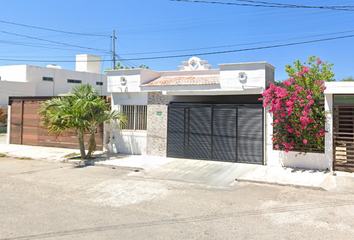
[178, 57, 212, 71]
[188, 57, 201, 70]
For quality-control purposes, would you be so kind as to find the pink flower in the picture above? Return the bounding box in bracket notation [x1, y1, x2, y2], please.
[307, 95, 312, 100]
[316, 134, 320, 138]
[317, 59, 322, 65]
[303, 139, 308, 144]
[284, 149, 289, 153]
[283, 80, 292, 86]
[275, 144, 279, 149]
[303, 66, 309, 73]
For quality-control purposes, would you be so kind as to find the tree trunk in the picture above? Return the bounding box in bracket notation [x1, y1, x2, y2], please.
[78, 129, 86, 159]
[86, 128, 96, 159]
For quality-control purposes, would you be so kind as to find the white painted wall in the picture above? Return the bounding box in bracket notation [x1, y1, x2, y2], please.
[75, 54, 101, 74]
[0, 81, 36, 107]
[106, 92, 148, 154]
[219, 62, 273, 91]
[0, 64, 107, 100]
[107, 69, 143, 93]
[0, 65, 27, 82]
[104, 121, 147, 155]
[26, 65, 107, 96]
[107, 69, 161, 93]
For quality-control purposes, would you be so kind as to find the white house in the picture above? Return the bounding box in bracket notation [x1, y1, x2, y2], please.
[106, 57, 275, 165]
[106, 56, 354, 172]
[0, 54, 107, 107]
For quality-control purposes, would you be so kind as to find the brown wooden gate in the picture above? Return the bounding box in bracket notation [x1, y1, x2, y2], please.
[9, 97, 103, 150]
[333, 95, 354, 172]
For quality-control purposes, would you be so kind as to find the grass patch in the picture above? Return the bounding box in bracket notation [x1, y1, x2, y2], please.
[64, 152, 81, 158]
[0, 153, 7, 158]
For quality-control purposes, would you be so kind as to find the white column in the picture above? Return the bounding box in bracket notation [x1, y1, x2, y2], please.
[6, 105, 11, 144]
[324, 93, 333, 171]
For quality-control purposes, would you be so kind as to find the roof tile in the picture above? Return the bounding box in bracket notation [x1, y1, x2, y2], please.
[140, 75, 220, 87]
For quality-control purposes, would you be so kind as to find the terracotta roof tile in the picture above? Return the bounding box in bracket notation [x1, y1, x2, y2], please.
[140, 75, 220, 87]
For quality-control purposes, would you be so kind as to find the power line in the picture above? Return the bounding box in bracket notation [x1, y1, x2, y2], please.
[119, 29, 354, 56]
[1, 33, 354, 63]
[0, 19, 110, 37]
[234, 0, 354, 9]
[0, 30, 110, 53]
[168, 0, 354, 11]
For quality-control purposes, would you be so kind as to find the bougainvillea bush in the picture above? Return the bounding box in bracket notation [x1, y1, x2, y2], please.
[261, 56, 334, 154]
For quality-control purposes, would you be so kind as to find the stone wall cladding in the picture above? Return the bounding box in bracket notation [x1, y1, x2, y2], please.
[146, 92, 171, 156]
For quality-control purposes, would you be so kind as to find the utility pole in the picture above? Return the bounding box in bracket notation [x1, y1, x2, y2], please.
[112, 30, 117, 69]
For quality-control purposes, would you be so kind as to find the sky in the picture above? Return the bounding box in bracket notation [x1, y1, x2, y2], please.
[0, 0, 353, 81]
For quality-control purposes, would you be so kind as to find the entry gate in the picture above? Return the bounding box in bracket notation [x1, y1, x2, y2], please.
[333, 95, 354, 172]
[167, 103, 263, 164]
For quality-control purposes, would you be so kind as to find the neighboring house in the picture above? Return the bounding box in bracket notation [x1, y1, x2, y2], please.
[0, 54, 107, 107]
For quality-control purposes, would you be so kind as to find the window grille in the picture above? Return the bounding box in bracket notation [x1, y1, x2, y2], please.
[67, 79, 82, 84]
[121, 105, 147, 130]
[43, 77, 53, 82]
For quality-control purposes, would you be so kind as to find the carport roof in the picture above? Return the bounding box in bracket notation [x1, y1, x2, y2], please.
[140, 75, 220, 87]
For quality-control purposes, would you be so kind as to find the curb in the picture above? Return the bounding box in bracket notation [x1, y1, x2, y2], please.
[65, 159, 145, 172]
[234, 178, 327, 191]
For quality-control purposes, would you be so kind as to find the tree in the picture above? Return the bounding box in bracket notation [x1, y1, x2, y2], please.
[0, 106, 7, 124]
[105, 62, 150, 72]
[339, 76, 354, 82]
[261, 56, 331, 154]
[285, 55, 335, 82]
[39, 84, 126, 159]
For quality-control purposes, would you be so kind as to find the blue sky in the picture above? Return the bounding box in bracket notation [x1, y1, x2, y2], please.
[0, 0, 353, 81]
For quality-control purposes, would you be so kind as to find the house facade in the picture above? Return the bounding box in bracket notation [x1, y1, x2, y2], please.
[107, 57, 354, 171]
[106, 57, 276, 166]
[0, 54, 107, 107]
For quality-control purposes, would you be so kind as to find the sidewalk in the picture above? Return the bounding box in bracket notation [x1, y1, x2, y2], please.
[1, 141, 354, 191]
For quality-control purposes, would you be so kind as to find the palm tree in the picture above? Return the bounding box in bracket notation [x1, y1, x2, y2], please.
[39, 84, 126, 159]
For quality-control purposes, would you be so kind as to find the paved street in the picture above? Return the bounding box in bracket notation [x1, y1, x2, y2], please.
[1, 157, 354, 240]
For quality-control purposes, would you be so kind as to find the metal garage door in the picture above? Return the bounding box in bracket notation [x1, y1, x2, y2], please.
[167, 103, 263, 164]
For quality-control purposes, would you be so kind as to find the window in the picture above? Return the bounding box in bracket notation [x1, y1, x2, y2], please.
[43, 77, 53, 82]
[121, 105, 147, 130]
[67, 79, 82, 84]
[96, 81, 103, 86]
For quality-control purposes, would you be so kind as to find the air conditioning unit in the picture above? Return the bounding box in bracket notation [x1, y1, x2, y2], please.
[120, 76, 127, 85]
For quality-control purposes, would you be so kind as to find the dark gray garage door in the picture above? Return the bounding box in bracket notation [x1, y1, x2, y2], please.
[167, 103, 263, 164]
